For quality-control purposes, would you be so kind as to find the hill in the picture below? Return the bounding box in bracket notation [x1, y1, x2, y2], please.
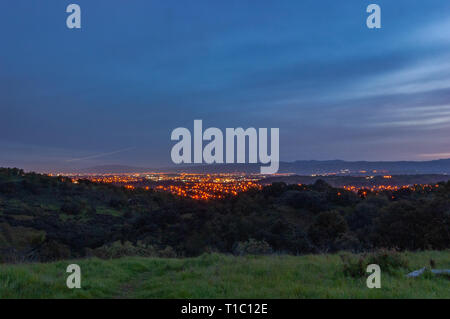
[78, 159, 450, 175]
[76, 165, 153, 174]
[0, 167, 449, 264]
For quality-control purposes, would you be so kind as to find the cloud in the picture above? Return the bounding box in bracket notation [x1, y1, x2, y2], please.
[415, 18, 450, 46]
[65, 147, 136, 162]
[348, 55, 450, 100]
[418, 152, 450, 159]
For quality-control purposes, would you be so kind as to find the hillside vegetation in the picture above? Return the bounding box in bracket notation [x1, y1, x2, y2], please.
[0, 168, 449, 263]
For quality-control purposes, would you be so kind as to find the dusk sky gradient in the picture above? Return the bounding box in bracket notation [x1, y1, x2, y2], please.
[1, 1, 450, 171]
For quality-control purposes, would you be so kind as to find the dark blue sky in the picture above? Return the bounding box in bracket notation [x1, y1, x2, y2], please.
[1, 1, 450, 171]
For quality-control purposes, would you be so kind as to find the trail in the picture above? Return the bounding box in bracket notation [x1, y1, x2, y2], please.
[115, 271, 153, 299]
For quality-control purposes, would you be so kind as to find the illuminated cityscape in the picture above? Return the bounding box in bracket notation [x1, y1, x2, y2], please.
[50, 171, 444, 200]
[59, 172, 263, 200]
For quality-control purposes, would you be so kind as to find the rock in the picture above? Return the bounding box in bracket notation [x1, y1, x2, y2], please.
[406, 267, 450, 277]
[406, 267, 426, 277]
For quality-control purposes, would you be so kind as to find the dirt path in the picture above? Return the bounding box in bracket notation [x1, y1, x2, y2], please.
[114, 271, 153, 299]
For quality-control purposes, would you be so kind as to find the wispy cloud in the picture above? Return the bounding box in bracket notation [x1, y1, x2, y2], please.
[416, 18, 450, 46]
[418, 152, 450, 159]
[65, 147, 135, 162]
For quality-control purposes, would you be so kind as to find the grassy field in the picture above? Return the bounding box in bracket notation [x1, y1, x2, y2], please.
[0, 251, 449, 299]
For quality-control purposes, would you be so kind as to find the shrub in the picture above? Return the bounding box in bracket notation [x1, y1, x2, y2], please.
[341, 249, 408, 277]
[86, 241, 173, 259]
[334, 232, 362, 252]
[367, 248, 408, 271]
[158, 246, 177, 258]
[39, 241, 72, 261]
[0, 223, 46, 251]
[233, 238, 273, 256]
[341, 253, 368, 277]
[0, 248, 22, 263]
[61, 200, 83, 215]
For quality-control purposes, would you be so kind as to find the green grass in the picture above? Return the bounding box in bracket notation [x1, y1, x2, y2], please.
[0, 251, 448, 299]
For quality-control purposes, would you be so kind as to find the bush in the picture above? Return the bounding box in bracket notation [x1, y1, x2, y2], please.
[367, 248, 408, 271]
[0, 248, 22, 263]
[158, 246, 177, 258]
[334, 232, 362, 252]
[233, 238, 273, 255]
[86, 241, 155, 259]
[61, 200, 83, 215]
[39, 241, 72, 261]
[341, 249, 408, 277]
[341, 253, 368, 277]
[86, 241, 178, 259]
[0, 223, 46, 251]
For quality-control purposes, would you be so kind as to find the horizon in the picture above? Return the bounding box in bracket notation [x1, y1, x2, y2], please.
[8, 157, 450, 175]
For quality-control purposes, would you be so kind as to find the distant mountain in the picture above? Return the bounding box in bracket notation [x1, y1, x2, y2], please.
[160, 159, 450, 175]
[279, 159, 450, 175]
[77, 165, 153, 174]
[79, 159, 450, 175]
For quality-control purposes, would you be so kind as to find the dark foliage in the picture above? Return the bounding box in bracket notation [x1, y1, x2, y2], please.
[0, 168, 449, 262]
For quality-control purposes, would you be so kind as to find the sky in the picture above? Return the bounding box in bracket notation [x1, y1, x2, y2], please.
[1, 0, 450, 172]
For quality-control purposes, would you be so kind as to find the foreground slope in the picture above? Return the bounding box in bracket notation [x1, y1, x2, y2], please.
[0, 251, 449, 299]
